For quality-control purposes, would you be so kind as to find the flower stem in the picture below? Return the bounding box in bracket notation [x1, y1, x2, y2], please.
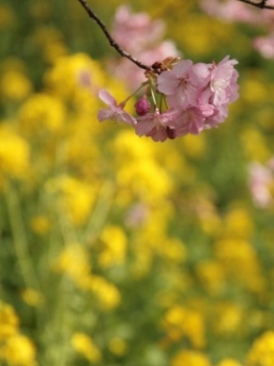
[77, 0, 155, 71]
[237, 0, 274, 9]
[5, 184, 40, 290]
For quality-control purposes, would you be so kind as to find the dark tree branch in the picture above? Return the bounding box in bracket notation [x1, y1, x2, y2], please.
[237, 0, 274, 9]
[76, 0, 155, 72]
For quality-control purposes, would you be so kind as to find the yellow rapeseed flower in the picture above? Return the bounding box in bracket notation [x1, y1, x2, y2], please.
[214, 238, 265, 292]
[196, 260, 225, 294]
[29, 215, 51, 235]
[87, 275, 121, 310]
[163, 305, 206, 348]
[99, 225, 127, 268]
[216, 359, 243, 366]
[46, 175, 96, 226]
[18, 93, 66, 135]
[44, 53, 105, 100]
[0, 70, 32, 101]
[71, 332, 101, 363]
[223, 206, 254, 239]
[172, 350, 211, 366]
[0, 124, 30, 181]
[247, 331, 274, 366]
[2, 334, 37, 366]
[53, 243, 91, 287]
[21, 289, 44, 307]
[0, 302, 19, 340]
[213, 302, 243, 336]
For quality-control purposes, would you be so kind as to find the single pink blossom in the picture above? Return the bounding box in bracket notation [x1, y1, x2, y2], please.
[112, 5, 164, 53]
[157, 60, 210, 108]
[248, 162, 274, 208]
[200, 0, 260, 24]
[174, 105, 212, 137]
[203, 104, 228, 128]
[135, 108, 178, 142]
[253, 34, 274, 59]
[208, 56, 239, 106]
[97, 89, 137, 125]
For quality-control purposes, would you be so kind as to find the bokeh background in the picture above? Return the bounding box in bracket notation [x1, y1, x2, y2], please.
[1, 0, 274, 365]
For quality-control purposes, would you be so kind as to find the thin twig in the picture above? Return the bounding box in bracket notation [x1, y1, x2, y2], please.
[77, 0, 155, 72]
[237, 0, 274, 9]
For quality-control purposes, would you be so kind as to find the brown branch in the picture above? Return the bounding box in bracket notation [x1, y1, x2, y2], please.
[76, 0, 155, 72]
[237, 0, 274, 9]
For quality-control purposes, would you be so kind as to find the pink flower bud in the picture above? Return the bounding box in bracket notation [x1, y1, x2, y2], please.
[135, 95, 151, 116]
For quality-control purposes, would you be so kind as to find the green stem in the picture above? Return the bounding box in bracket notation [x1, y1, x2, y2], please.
[5, 184, 40, 290]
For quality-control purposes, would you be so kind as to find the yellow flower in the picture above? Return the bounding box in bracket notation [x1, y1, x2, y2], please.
[44, 53, 105, 101]
[46, 176, 96, 226]
[71, 333, 101, 362]
[87, 275, 121, 310]
[196, 260, 225, 294]
[172, 350, 211, 366]
[223, 206, 254, 239]
[18, 93, 66, 135]
[53, 243, 91, 287]
[112, 130, 173, 204]
[29, 215, 51, 235]
[247, 331, 274, 366]
[163, 305, 205, 348]
[0, 71, 32, 101]
[2, 334, 37, 366]
[216, 359, 243, 366]
[99, 225, 127, 268]
[21, 289, 44, 307]
[213, 302, 243, 336]
[214, 238, 265, 292]
[0, 125, 30, 180]
[0, 303, 19, 340]
[158, 238, 186, 263]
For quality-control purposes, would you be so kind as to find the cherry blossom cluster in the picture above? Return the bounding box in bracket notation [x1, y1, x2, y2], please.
[248, 159, 274, 207]
[98, 56, 239, 142]
[201, 0, 274, 59]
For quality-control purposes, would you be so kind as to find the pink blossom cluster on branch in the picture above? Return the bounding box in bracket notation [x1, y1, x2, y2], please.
[200, 0, 274, 59]
[98, 56, 239, 142]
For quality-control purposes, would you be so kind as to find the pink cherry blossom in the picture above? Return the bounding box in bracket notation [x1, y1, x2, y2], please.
[253, 34, 274, 59]
[135, 108, 178, 142]
[208, 56, 239, 106]
[97, 89, 137, 125]
[112, 5, 165, 53]
[248, 162, 274, 208]
[200, 0, 260, 24]
[157, 60, 210, 108]
[175, 104, 214, 137]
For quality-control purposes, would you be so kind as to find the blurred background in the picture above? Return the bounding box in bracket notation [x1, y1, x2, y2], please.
[1, 0, 274, 365]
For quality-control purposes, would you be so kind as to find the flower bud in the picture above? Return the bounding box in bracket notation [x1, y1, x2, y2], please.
[135, 95, 151, 116]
